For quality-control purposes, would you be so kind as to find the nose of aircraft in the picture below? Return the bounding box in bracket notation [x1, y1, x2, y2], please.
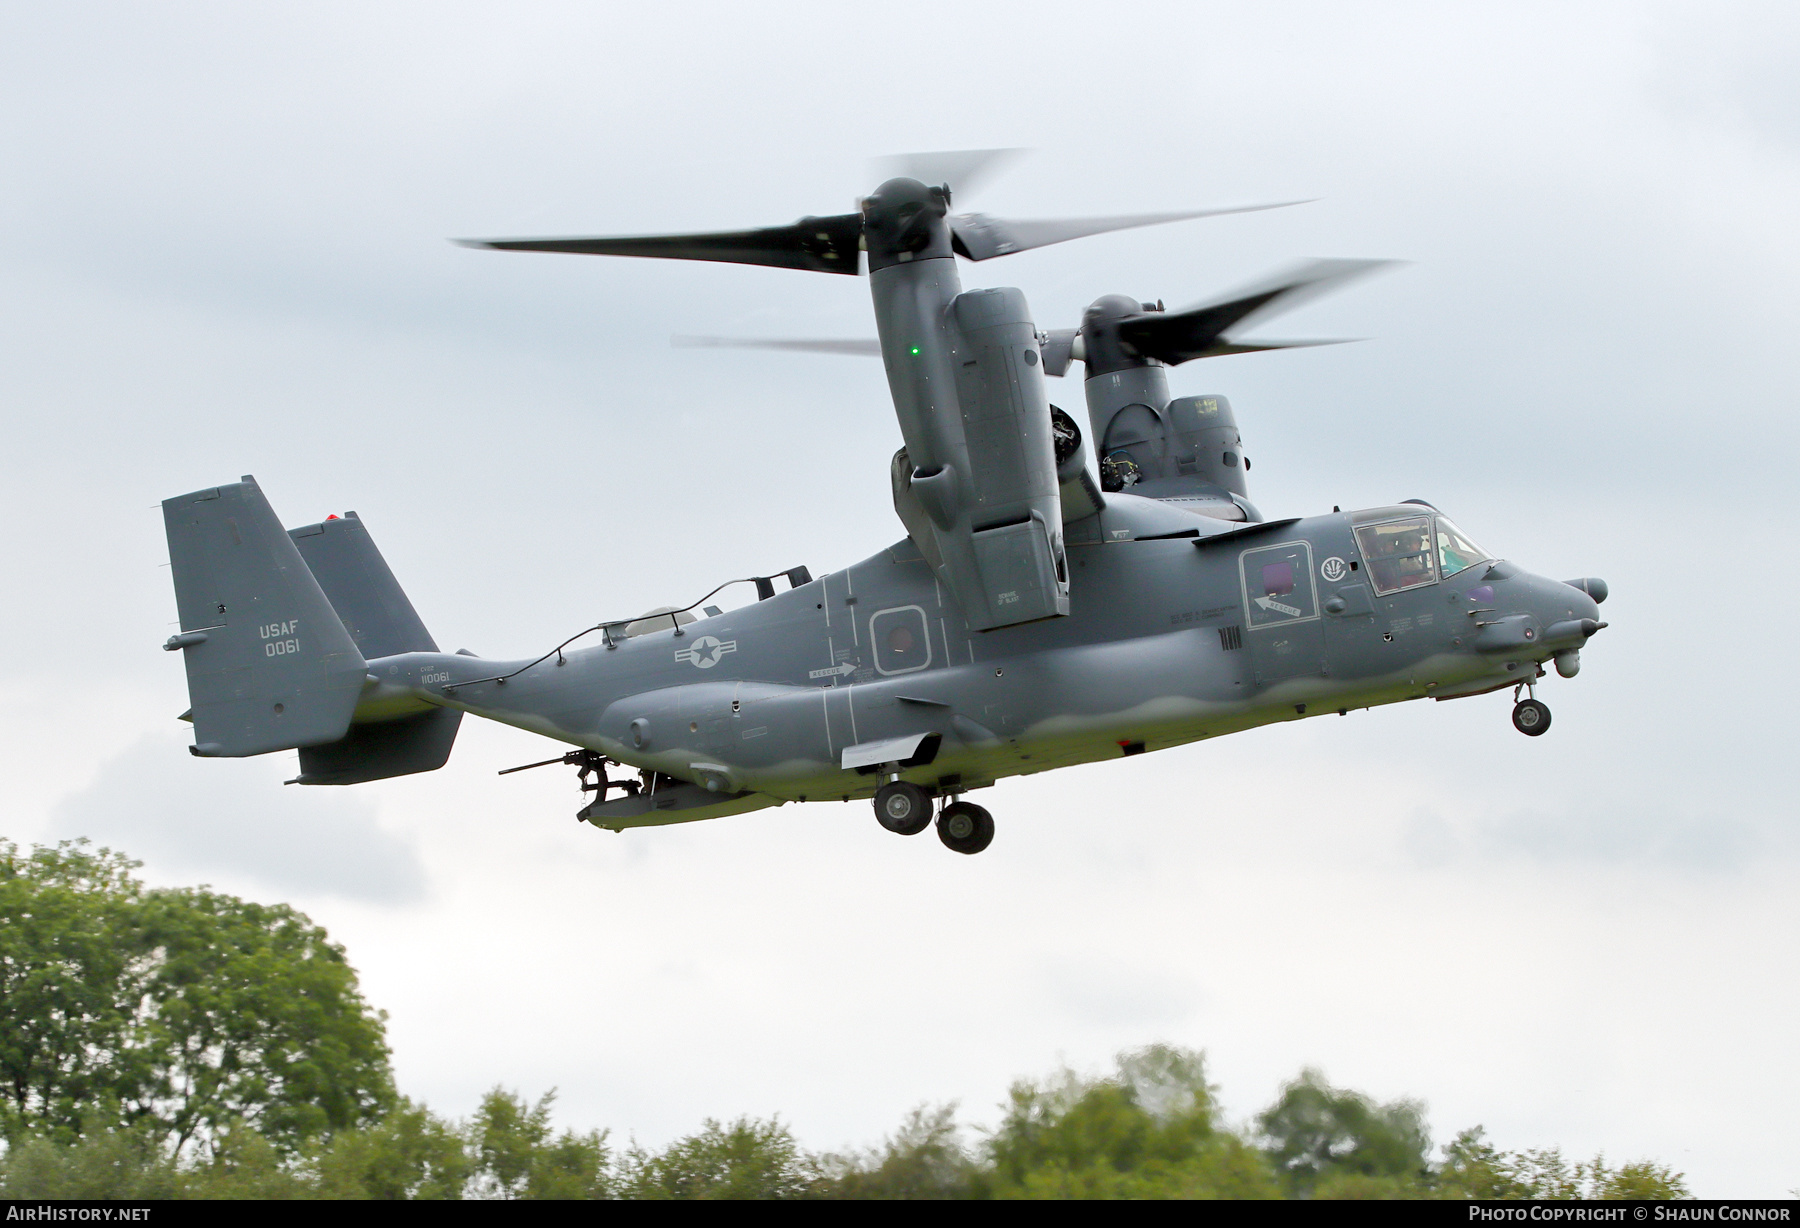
[1461, 564, 1607, 675]
[1564, 576, 1608, 605]
[1542, 575, 1608, 676]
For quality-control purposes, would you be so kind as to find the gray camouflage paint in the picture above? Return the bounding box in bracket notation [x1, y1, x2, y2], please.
[161, 175, 1607, 837]
[339, 493, 1600, 830]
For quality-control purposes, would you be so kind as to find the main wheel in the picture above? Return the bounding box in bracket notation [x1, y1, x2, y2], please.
[1512, 698, 1552, 736]
[874, 781, 932, 835]
[936, 801, 995, 855]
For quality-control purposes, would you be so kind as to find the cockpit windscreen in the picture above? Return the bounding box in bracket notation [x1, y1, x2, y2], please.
[1434, 518, 1489, 579]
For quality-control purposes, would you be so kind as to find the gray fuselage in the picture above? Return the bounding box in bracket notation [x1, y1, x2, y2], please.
[359, 495, 1601, 826]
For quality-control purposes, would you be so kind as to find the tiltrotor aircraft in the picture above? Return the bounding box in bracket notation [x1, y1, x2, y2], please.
[160, 156, 1608, 855]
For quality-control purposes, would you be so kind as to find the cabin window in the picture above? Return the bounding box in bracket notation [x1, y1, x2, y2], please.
[871, 605, 932, 676]
[1355, 517, 1437, 595]
[1238, 541, 1320, 628]
[1434, 517, 1489, 579]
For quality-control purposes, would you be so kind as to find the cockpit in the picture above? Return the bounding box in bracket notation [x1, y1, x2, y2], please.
[1350, 506, 1491, 596]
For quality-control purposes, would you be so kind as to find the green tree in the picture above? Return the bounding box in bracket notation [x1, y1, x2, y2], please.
[469, 1087, 609, 1199]
[133, 886, 395, 1153]
[0, 839, 394, 1156]
[0, 1125, 183, 1200]
[823, 1104, 975, 1199]
[182, 1125, 311, 1199]
[983, 1045, 1280, 1200]
[1256, 1067, 1430, 1196]
[309, 1099, 471, 1199]
[0, 840, 152, 1142]
[1591, 1160, 1689, 1200]
[1435, 1128, 1687, 1201]
[616, 1116, 823, 1199]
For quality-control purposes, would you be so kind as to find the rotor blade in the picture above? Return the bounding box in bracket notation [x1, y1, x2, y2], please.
[949, 201, 1308, 262]
[1193, 338, 1355, 358]
[872, 148, 1028, 199]
[673, 336, 882, 357]
[1117, 258, 1395, 365]
[455, 212, 864, 276]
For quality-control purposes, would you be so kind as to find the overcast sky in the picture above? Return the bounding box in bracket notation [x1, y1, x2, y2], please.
[4, 0, 1797, 1196]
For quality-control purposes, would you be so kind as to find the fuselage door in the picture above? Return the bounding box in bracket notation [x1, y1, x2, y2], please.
[1239, 540, 1325, 685]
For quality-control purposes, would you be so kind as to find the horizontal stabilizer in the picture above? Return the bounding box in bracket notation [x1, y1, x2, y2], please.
[294, 707, 461, 785]
[162, 477, 366, 757]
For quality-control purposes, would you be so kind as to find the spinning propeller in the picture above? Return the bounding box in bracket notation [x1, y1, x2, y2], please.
[458, 149, 1302, 277]
[1046, 257, 1394, 376]
[674, 259, 1395, 372]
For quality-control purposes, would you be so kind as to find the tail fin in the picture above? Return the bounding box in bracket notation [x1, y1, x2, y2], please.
[288, 511, 437, 657]
[287, 513, 462, 785]
[162, 477, 367, 757]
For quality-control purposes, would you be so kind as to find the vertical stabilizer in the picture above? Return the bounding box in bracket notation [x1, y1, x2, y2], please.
[289, 512, 437, 657]
[287, 513, 461, 784]
[162, 477, 366, 757]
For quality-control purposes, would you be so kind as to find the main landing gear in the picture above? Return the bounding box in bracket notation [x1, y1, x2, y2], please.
[936, 801, 995, 855]
[874, 780, 932, 835]
[1511, 680, 1551, 737]
[873, 781, 994, 854]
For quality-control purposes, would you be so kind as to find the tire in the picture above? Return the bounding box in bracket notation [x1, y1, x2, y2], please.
[874, 781, 932, 835]
[1512, 698, 1552, 737]
[936, 801, 995, 855]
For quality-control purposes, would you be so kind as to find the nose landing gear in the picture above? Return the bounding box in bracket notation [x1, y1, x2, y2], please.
[1511, 680, 1551, 736]
[1512, 699, 1551, 735]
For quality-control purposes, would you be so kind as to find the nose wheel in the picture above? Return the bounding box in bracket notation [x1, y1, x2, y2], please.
[1512, 697, 1551, 736]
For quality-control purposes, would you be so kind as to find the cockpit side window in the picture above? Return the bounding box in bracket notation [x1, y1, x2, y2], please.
[1354, 517, 1437, 595]
[1434, 517, 1489, 579]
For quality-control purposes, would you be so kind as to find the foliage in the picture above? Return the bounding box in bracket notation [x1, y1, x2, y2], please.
[468, 1087, 609, 1199]
[614, 1116, 824, 1199]
[823, 1104, 976, 1199]
[1256, 1066, 1431, 1195]
[132, 885, 395, 1152]
[308, 1098, 471, 1199]
[981, 1044, 1281, 1199]
[1435, 1127, 1689, 1200]
[0, 1125, 184, 1200]
[0, 839, 394, 1156]
[0, 839, 1696, 1201]
[0, 840, 151, 1144]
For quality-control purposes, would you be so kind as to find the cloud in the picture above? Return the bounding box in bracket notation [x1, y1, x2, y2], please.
[1403, 801, 1781, 874]
[1039, 953, 1203, 1030]
[48, 728, 425, 904]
